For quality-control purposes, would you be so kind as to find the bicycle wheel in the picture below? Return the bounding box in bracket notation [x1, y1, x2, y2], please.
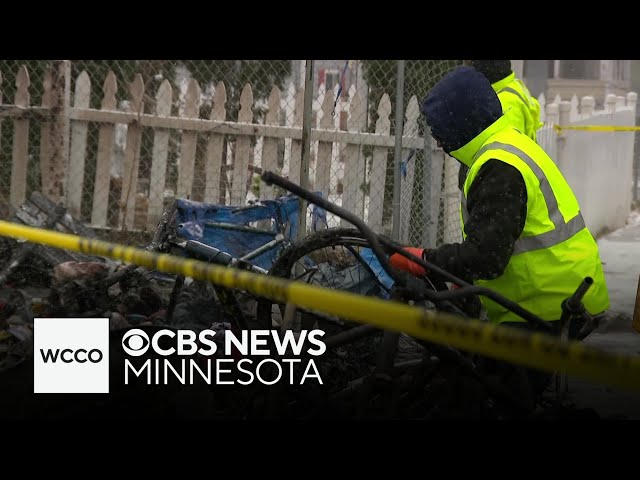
[251, 228, 413, 417]
[257, 228, 394, 330]
[255, 227, 459, 329]
[252, 228, 504, 419]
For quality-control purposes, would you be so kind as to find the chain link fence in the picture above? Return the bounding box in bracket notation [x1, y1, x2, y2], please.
[305, 60, 462, 248]
[0, 61, 50, 217]
[0, 59, 462, 249]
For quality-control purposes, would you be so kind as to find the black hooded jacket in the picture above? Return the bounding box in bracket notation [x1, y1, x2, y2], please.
[420, 66, 528, 283]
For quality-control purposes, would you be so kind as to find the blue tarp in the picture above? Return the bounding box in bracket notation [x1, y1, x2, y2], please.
[306, 247, 394, 299]
[358, 247, 395, 294]
[172, 195, 300, 270]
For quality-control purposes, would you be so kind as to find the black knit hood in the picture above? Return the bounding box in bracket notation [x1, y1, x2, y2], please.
[468, 60, 512, 84]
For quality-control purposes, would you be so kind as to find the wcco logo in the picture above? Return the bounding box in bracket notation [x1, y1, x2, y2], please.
[40, 348, 104, 364]
[34, 318, 109, 394]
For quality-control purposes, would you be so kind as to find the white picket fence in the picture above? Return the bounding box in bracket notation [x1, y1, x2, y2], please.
[0, 64, 426, 242]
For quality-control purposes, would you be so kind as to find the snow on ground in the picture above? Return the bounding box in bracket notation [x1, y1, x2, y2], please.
[596, 208, 640, 321]
[605, 209, 640, 238]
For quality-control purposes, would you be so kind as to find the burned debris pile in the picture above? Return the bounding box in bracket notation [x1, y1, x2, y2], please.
[0, 193, 606, 420]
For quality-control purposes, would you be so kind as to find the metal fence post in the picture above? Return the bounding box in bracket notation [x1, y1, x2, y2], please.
[61, 60, 71, 204]
[391, 60, 405, 241]
[422, 133, 433, 247]
[298, 60, 314, 240]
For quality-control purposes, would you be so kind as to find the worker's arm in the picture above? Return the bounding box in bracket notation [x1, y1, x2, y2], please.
[424, 159, 527, 282]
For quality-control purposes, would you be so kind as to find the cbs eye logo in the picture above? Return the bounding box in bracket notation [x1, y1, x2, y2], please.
[121, 329, 150, 356]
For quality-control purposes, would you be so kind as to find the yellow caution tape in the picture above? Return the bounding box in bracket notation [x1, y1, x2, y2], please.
[0, 219, 639, 393]
[554, 124, 640, 133]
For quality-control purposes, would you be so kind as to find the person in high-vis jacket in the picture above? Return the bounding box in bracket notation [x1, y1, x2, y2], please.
[389, 66, 609, 396]
[468, 60, 543, 143]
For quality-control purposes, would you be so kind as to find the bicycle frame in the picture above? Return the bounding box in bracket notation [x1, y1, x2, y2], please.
[162, 234, 290, 330]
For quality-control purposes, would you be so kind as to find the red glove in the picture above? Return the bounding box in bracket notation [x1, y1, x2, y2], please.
[389, 247, 428, 276]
